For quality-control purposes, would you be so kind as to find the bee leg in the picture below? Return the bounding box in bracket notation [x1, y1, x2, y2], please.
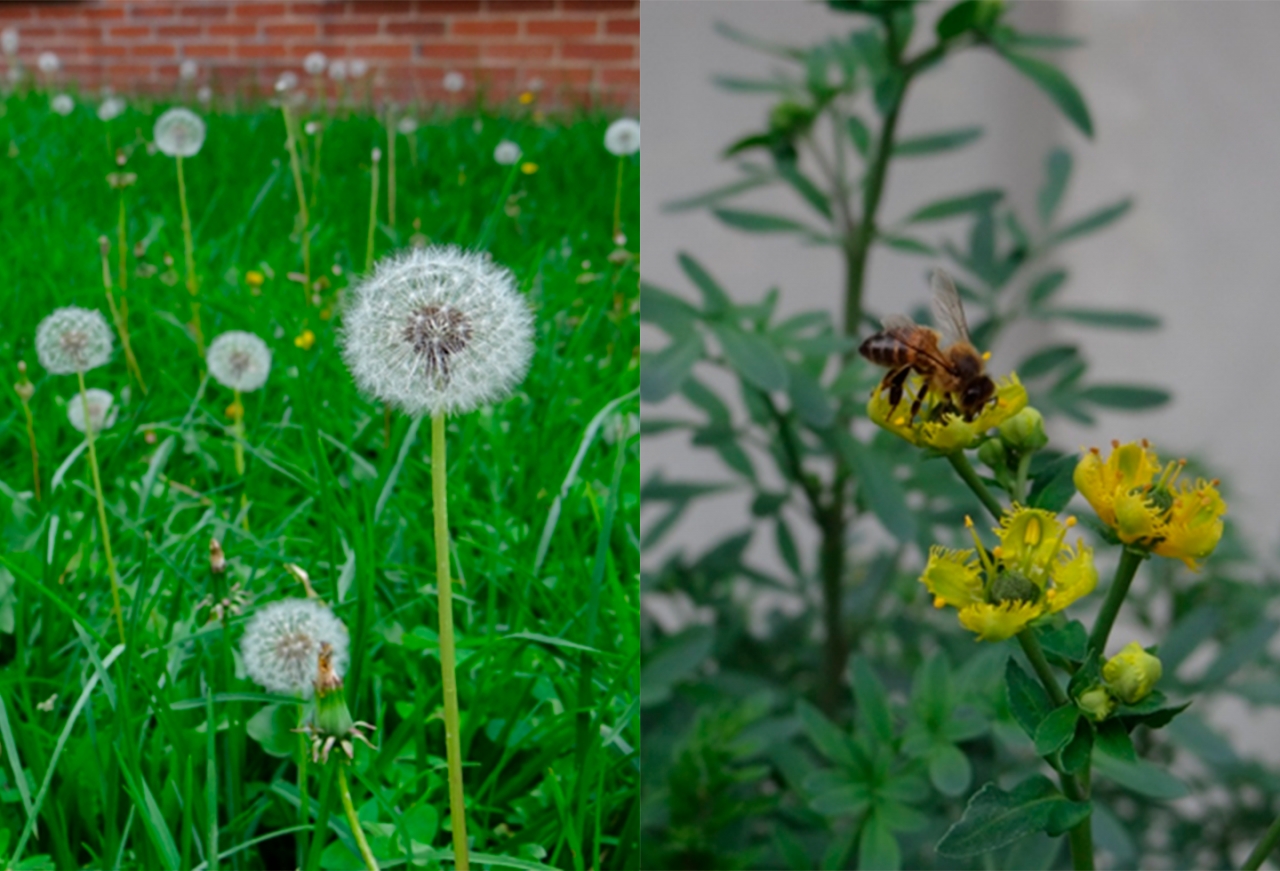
[909, 379, 930, 422]
[883, 368, 910, 412]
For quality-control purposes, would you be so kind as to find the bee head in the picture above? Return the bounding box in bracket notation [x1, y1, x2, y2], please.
[961, 376, 996, 417]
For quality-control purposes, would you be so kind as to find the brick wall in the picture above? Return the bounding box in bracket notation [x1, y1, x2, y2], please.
[0, 0, 638, 110]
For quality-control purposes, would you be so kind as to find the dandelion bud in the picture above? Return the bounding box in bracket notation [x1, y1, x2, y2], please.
[67, 389, 117, 434]
[604, 117, 640, 156]
[1077, 686, 1115, 722]
[1103, 641, 1163, 705]
[14, 361, 34, 402]
[206, 331, 272, 393]
[209, 537, 226, 574]
[998, 407, 1049, 453]
[153, 107, 206, 158]
[36, 307, 113, 375]
[241, 598, 349, 697]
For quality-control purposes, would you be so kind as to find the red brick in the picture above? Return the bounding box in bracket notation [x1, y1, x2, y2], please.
[132, 43, 177, 57]
[60, 26, 105, 39]
[561, 41, 631, 62]
[209, 22, 258, 37]
[600, 67, 637, 86]
[109, 63, 153, 77]
[180, 5, 230, 18]
[234, 43, 283, 58]
[264, 21, 318, 37]
[184, 43, 233, 58]
[412, 0, 479, 11]
[451, 19, 517, 37]
[562, 0, 634, 9]
[31, 5, 84, 19]
[384, 19, 445, 36]
[0, 8, 34, 21]
[343, 0, 411, 13]
[83, 5, 128, 19]
[289, 1, 339, 13]
[323, 21, 381, 36]
[232, 3, 287, 17]
[524, 64, 591, 86]
[603, 15, 637, 36]
[355, 42, 412, 59]
[481, 42, 554, 61]
[419, 41, 478, 60]
[130, 5, 179, 18]
[108, 25, 153, 38]
[525, 17, 596, 37]
[157, 24, 204, 37]
[489, 0, 555, 9]
[95, 45, 130, 58]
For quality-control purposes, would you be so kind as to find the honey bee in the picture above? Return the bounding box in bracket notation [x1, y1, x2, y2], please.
[858, 269, 995, 422]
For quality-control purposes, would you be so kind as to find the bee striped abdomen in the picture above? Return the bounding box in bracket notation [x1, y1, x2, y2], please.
[859, 332, 916, 368]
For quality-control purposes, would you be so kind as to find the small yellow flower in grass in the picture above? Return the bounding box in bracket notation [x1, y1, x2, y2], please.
[868, 371, 1027, 452]
[1074, 440, 1226, 569]
[518, 91, 535, 105]
[1103, 641, 1162, 705]
[294, 329, 316, 350]
[520, 161, 538, 175]
[245, 270, 265, 288]
[920, 507, 1097, 641]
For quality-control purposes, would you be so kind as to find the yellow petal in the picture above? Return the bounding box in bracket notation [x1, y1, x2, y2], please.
[920, 546, 984, 609]
[1073, 449, 1116, 526]
[957, 600, 1042, 642]
[1047, 544, 1098, 613]
[867, 388, 921, 446]
[1113, 488, 1163, 543]
[1154, 480, 1227, 570]
[919, 415, 979, 452]
[997, 506, 1064, 570]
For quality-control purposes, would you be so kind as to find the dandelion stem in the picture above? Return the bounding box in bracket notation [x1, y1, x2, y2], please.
[232, 388, 248, 531]
[309, 125, 323, 211]
[432, 411, 469, 871]
[116, 186, 128, 292]
[282, 103, 311, 307]
[79, 369, 125, 644]
[1243, 809, 1280, 871]
[337, 764, 379, 871]
[176, 154, 204, 357]
[1086, 547, 1146, 657]
[297, 707, 310, 868]
[386, 106, 396, 230]
[19, 395, 40, 502]
[947, 450, 1005, 521]
[366, 149, 380, 272]
[99, 237, 146, 394]
[612, 155, 624, 241]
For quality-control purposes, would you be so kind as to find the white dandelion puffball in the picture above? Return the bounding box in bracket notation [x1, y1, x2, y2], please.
[328, 58, 347, 81]
[97, 96, 125, 122]
[242, 598, 349, 697]
[604, 117, 640, 156]
[37, 51, 58, 74]
[397, 116, 418, 135]
[197, 85, 212, 105]
[349, 58, 368, 79]
[67, 388, 117, 434]
[442, 71, 465, 93]
[341, 246, 535, 417]
[493, 140, 521, 165]
[154, 107, 206, 158]
[50, 94, 74, 116]
[207, 330, 272, 393]
[1, 28, 18, 57]
[275, 71, 298, 93]
[179, 58, 198, 81]
[36, 307, 113, 374]
[303, 51, 327, 76]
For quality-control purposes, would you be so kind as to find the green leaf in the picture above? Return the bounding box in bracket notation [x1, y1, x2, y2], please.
[928, 743, 972, 797]
[712, 207, 815, 234]
[1060, 717, 1093, 774]
[905, 188, 1004, 223]
[786, 362, 835, 428]
[847, 115, 871, 157]
[1028, 453, 1079, 514]
[798, 699, 857, 767]
[893, 126, 983, 157]
[1092, 750, 1187, 800]
[852, 656, 895, 746]
[858, 811, 902, 871]
[640, 336, 703, 403]
[1017, 343, 1078, 379]
[936, 775, 1091, 857]
[1077, 385, 1171, 410]
[1005, 657, 1052, 741]
[1196, 618, 1278, 688]
[677, 251, 733, 315]
[776, 517, 803, 579]
[709, 323, 789, 392]
[246, 703, 299, 759]
[912, 652, 953, 727]
[996, 50, 1093, 138]
[1037, 621, 1088, 666]
[641, 625, 715, 707]
[1038, 308, 1161, 330]
[1037, 149, 1072, 226]
[878, 234, 938, 256]
[1033, 704, 1080, 757]
[936, 0, 986, 40]
[405, 804, 439, 844]
[1026, 269, 1069, 308]
[996, 27, 1085, 51]
[777, 162, 833, 220]
[663, 174, 774, 213]
[1048, 199, 1132, 246]
[836, 432, 917, 543]
[1094, 720, 1136, 762]
[640, 282, 699, 336]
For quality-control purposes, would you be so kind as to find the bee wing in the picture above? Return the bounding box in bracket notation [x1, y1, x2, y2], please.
[930, 268, 972, 349]
[880, 313, 918, 332]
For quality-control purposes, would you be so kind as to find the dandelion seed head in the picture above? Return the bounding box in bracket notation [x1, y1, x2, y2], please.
[179, 59, 198, 81]
[242, 598, 348, 697]
[36, 307, 113, 374]
[67, 388, 117, 434]
[604, 117, 640, 156]
[341, 246, 535, 417]
[37, 51, 58, 74]
[493, 139, 521, 165]
[153, 107, 206, 158]
[207, 330, 272, 393]
[50, 94, 74, 116]
[349, 58, 368, 79]
[397, 116, 418, 135]
[97, 96, 125, 122]
[443, 71, 465, 93]
[328, 59, 348, 82]
[275, 71, 298, 93]
[303, 51, 328, 76]
[197, 85, 213, 105]
[1, 28, 18, 57]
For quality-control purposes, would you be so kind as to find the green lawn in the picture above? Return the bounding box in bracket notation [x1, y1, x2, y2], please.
[0, 89, 639, 871]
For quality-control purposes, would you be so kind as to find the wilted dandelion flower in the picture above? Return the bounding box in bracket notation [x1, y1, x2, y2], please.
[51, 94, 73, 115]
[36, 307, 113, 374]
[1, 27, 18, 57]
[179, 58, 198, 81]
[443, 71, 465, 92]
[604, 117, 640, 156]
[349, 58, 368, 79]
[67, 388, 117, 434]
[341, 246, 535, 417]
[275, 71, 298, 93]
[37, 51, 58, 74]
[242, 598, 349, 697]
[328, 59, 348, 81]
[97, 96, 125, 122]
[303, 51, 327, 76]
[397, 116, 418, 135]
[493, 140, 521, 165]
[207, 330, 272, 393]
[153, 107, 206, 158]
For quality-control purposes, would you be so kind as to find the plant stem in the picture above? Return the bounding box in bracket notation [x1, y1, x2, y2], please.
[1087, 547, 1145, 657]
[366, 149, 380, 272]
[612, 156, 624, 242]
[99, 237, 146, 394]
[117, 186, 128, 292]
[947, 451, 1005, 521]
[298, 708, 310, 870]
[79, 369, 125, 644]
[1014, 451, 1033, 504]
[337, 764, 378, 871]
[282, 103, 311, 306]
[385, 106, 396, 230]
[1243, 810, 1280, 871]
[309, 125, 323, 211]
[1061, 776, 1095, 871]
[18, 393, 39, 502]
[1017, 630, 1067, 707]
[232, 388, 248, 530]
[431, 411, 469, 870]
[175, 154, 204, 357]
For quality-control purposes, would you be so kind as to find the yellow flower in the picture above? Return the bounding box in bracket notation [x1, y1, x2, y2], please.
[294, 329, 316, 350]
[245, 270, 265, 287]
[920, 507, 1097, 642]
[519, 91, 535, 105]
[1103, 641, 1162, 705]
[520, 161, 538, 175]
[1074, 440, 1226, 570]
[867, 372, 1027, 452]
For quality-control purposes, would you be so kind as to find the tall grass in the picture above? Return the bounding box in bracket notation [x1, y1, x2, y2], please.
[0, 90, 639, 871]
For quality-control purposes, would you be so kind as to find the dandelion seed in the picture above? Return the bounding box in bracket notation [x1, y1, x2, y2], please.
[328, 59, 348, 81]
[350, 58, 368, 79]
[443, 71, 465, 92]
[66, 388, 117, 434]
[242, 598, 349, 697]
[493, 140, 521, 165]
[303, 51, 327, 76]
[179, 58, 198, 81]
[50, 94, 74, 116]
[604, 117, 640, 156]
[206, 330, 272, 393]
[341, 246, 535, 417]
[153, 107, 206, 158]
[397, 116, 418, 135]
[97, 96, 125, 122]
[36, 694, 56, 712]
[37, 51, 58, 74]
[275, 71, 298, 93]
[1, 27, 18, 57]
[36, 307, 113, 375]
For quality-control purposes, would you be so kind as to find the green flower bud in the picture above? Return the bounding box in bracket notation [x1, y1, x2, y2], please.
[769, 101, 815, 137]
[1077, 686, 1115, 722]
[998, 407, 1048, 453]
[977, 437, 1009, 473]
[1103, 642, 1163, 704]
[988, 570, 1038, 606]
